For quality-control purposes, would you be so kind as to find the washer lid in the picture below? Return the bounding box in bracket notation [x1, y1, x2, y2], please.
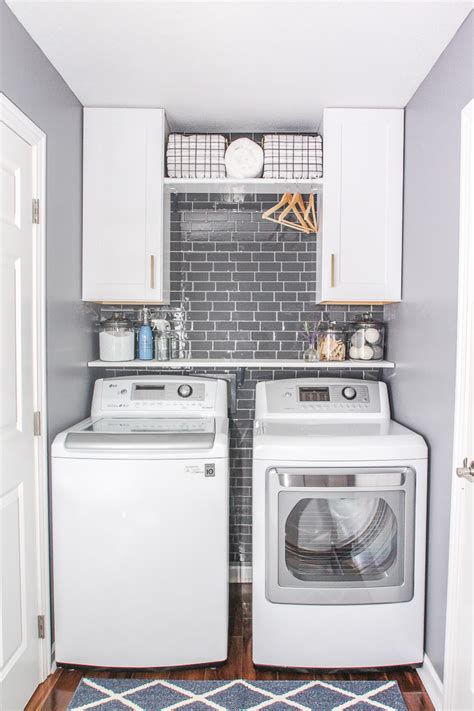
[65, 417, 216, 450]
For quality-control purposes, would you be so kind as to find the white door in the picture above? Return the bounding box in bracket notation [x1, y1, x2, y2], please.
[319, 108, 403, 304]
[0, 109, 45, 710]
[443, 100, 474, 711]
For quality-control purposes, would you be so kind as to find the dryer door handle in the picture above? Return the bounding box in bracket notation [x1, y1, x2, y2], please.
[271, 467, 408, 488]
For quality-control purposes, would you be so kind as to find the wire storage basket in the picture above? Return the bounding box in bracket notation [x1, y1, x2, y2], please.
[263, 134, 323, 179]
[166, 134, 227, 178]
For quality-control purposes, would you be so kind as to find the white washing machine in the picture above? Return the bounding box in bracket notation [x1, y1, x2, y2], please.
[52, 375, 229, 668]
[252, 378, 427, 669]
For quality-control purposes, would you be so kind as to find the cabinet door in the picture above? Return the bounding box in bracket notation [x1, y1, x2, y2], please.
[319, 109, 403, 303]
[82, 108, 168, 303]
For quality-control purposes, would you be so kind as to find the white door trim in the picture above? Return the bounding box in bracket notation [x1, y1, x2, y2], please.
[417, 654, 443, 711]
[0, 93, 51, 680]
[443, 98, 474, 711]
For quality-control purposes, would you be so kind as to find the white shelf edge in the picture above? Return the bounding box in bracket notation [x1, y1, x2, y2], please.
[88, 359, 394, 369]
[163, 177, 323, 195]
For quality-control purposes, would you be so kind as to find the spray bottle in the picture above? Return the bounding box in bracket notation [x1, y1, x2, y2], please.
[138, 307, 153, 360]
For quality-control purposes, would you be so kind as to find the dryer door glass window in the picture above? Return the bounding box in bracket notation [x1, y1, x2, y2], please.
[267, 467, 416, 605]
[284, 495, 399, 583]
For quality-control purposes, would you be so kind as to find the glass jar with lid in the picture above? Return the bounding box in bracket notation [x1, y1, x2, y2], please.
[316, 321, 347, 361]
[99, 312, 135, 362]
[347, 313, 385, 361]
[151, 318, 171, 362]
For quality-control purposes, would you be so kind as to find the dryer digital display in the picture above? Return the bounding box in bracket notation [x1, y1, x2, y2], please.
[299, 387, 330, 402]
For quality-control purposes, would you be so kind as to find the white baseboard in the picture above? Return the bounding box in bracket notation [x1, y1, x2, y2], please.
[229, 564, 252, 583]
[417, 654, 443, 711]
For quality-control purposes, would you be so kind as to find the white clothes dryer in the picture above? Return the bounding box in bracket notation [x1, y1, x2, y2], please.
[252, 378, 427, 669]
[52, 375, 229, 668]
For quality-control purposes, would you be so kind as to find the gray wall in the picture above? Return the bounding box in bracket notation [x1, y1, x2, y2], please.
[385, 11, 473, 681]
[0, 1, 96, 445]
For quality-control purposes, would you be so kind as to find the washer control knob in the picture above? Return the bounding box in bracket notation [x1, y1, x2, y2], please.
[283, 391, 292, 399]
[342, 386, 357, 400]
[178, 384, 193, 399]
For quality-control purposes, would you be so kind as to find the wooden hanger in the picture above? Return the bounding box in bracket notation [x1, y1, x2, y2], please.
[261, 192, 317, 234]
[304, 193, 318, 232]
[262, 192, 309, 233]
[278, 193, 310, 233]
[261, 192, 293, 224]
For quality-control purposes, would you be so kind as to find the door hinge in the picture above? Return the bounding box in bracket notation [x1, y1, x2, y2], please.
[33, 411, 41, 436]
[32, 198, 40, 224]
[456, 458, 474, 482]
[37, 615, 45, 639]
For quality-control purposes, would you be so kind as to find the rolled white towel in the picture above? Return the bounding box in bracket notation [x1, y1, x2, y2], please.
[351, 329, 365, 348]
[225, 138, 264, 179]
[359, 345, 375, 360]
[365, 327, 381, 344]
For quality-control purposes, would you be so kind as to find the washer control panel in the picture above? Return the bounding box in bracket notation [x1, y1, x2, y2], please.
[93, 377, 217, 414]
[261, 379, 385, 417]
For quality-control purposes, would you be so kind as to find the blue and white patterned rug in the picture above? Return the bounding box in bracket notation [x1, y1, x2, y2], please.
[67, 678, 407, 710]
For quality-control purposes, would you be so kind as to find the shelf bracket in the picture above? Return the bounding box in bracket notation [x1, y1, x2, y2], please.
[237, 367, 246, 388]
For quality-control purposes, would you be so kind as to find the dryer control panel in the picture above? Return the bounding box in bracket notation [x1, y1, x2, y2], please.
[255, 379, 389, 420]
[91, 376, 228, 416]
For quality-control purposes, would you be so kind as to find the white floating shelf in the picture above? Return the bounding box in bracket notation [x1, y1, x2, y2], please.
[163, 177, 323, 195]
[88, 359, 394, 369]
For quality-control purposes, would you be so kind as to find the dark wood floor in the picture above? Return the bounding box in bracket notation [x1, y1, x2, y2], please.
[26, 585, 433, 711]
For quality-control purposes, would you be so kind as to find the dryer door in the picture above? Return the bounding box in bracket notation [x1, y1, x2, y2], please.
[266, 467, 415, 604]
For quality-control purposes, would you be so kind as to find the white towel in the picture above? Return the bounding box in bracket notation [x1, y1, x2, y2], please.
[224, 138, 264, 179]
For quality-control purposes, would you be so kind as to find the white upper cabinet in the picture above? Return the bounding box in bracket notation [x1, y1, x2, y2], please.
[82, 108, 169, 303]
[318, 108, 404, 303]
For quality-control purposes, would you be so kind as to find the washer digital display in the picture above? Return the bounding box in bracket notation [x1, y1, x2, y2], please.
[299, 387, 330, 402]
[132, 384, 167, 401]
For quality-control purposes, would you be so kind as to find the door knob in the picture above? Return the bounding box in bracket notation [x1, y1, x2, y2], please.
[456, 458, 474, 482]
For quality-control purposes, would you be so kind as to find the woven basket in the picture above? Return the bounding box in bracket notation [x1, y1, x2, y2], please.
[263, 134, 323, 179]
[167, 134, 227, 178]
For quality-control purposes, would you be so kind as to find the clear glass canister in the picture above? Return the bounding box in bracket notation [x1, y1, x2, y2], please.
[347, 313, 385, 361]
[99, 312, 135, 361]
[316, 321, 347, 361]
[169, 330, 182, 359]
[152, 319, 171, 362]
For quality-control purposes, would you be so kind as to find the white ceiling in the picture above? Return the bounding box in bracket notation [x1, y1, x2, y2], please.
[7, 0, 473, 131]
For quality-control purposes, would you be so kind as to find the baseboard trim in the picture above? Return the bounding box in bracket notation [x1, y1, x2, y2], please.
[230, 564, 252, 583]
[417, 654, 443, 711]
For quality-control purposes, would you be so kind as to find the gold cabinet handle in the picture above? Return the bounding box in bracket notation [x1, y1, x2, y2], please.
[330, 253, 335, 288]
[150, 255, 155, 289]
